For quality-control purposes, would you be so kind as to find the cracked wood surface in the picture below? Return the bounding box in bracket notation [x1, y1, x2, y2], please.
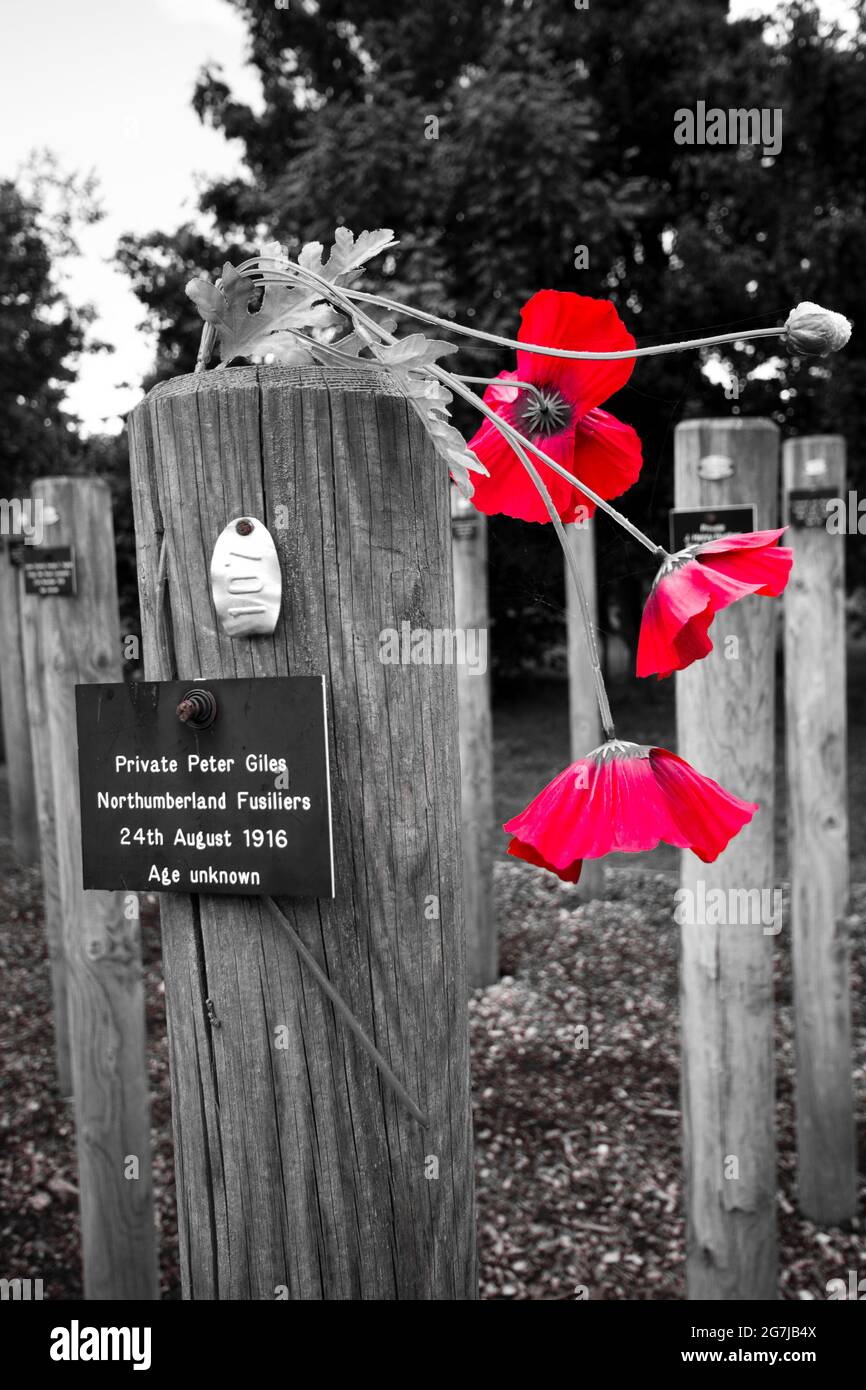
[565, 521, 605, 901]
[675, 419, 779, 1301]
[30, 476, 158, 1299]
[0, 544, 39, 863]
[129, 366, 477, 1299]
[451, 491, 495, 989]
[783, 436, 855, 1226]
[20, 572, 70, 1097]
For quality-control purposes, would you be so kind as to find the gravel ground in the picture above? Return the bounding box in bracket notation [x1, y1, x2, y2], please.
[473, 862, 866, 1300]
[2, 837, 864, 1300]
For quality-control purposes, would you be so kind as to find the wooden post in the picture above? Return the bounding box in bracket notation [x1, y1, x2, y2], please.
[565, 520, 605, 899]
[451, 488, 496, 988]
[675, 419, 779, 1300]
[20, 583, 71, 1097]
[128, 366, 476, 1300]
[30, 477, 158, 1300]
[0, 541, 40, 863]
[782, 436, 855, 1225]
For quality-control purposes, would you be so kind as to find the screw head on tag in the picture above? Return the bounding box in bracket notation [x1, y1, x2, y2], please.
[176, 688, 218, 730]
[210, 516, 282, 638]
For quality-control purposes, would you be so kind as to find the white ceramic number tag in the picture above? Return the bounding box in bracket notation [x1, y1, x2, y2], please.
[697, 454, 734, 482]
[210, 516, 282, 638]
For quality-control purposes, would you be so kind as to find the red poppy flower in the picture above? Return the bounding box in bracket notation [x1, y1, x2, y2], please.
[637, 529, 793, 680]
[466, 290, 643, 523]
[504, 740, 757, 883]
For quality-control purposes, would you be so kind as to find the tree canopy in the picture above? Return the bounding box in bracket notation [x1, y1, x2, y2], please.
[0, 161, 99, 497]
[118, 0, 866, 665]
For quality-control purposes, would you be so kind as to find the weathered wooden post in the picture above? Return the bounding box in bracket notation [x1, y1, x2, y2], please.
[451, 488, 496, 988]
[30, 476, 158, 1299]
[675, 419, 779, 1300]
[782, 435, 855, 1225]
[127, 365, 476, 1300]
[0, 539, 39, 863]
[20, 582, 70, 1097]
[565, 520, 605, 899]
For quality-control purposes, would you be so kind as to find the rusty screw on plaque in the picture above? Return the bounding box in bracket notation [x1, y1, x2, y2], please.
[176, 688, 218, 730]
[236, 518, 254, 536]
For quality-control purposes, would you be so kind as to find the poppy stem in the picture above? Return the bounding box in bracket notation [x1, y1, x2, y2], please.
[454, 374, 546, 405]
[339, 287, 785, 361]
[195, 318, 217, 373]
[495, 427, 616, 739]
[243, 259, 667, 558]
[244, 260, 782, 365]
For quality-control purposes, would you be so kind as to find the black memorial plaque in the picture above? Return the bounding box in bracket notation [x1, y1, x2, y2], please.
[23, 546, 77, 596]
[787, 487, 836, 529]
[669, 504, 757, 553]
[76, 676, 334, 897]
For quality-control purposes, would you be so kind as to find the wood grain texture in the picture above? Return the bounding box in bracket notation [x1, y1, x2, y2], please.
[30, 477, 158, 1300]
[20, 581, 70, 1097]
[675, 419, 779, 1300]
[0, 545, 39, 862]
[782, 436, 855, 1225]
[565, 521, 605, 899]
[128, 365, 477, 1300]
[451, 490, 496, 988]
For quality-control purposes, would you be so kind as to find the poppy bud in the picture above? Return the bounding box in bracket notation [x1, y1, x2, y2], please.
[784, 301, 852, 355]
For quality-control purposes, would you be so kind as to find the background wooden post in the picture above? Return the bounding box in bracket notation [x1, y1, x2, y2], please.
[675, 419, 779, 1300]
[30, 476, 158, 1300]
[128, 365, 476, 1300]
[565, 520, 605, 899]
[782, 435, 855, 1225]
[451, 488, 496, 988]
[20, 583, 71, 1097]
[0, 541, 40, 863]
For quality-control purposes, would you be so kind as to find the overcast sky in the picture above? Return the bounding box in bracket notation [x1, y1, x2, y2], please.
[0, 0, 260, 432]
[0, 0, 859, 435]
